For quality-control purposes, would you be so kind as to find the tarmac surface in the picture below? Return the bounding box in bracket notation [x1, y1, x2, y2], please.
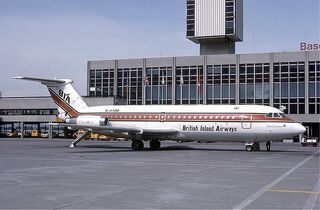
[0, 138, 319, 209]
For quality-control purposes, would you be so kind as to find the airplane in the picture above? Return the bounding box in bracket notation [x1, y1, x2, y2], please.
[13, 76, 306, 152]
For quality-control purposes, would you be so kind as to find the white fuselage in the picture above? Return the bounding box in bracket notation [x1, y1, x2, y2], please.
[78, 104, 306, 143]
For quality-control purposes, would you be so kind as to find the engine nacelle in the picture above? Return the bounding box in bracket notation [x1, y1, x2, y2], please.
[66, 116, 108, 126]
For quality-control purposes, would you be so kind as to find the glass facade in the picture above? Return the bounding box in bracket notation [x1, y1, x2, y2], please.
[89, 69, 114, 97]
[308, 61, 320, 114]
[175, 66, 203, 105]
[273, 62, 305, 114]
[0, 109, 58, 115]
[87, 53, 319, 118]
[186, 0, 195, 37]
[117, 68, 143, 105]
[240, 63, 270, 106]
[225, 0, 235, 35]
[207, 64, 236, 104]
[146, 67, 172, 105]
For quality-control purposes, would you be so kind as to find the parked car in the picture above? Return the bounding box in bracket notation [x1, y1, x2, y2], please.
[40, 132, 49, 138]
[301, 137, 318, 147]
[17, 132, 32, 137]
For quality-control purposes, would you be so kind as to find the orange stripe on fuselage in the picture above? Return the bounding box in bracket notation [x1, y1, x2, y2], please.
[48, 88, 79, 118]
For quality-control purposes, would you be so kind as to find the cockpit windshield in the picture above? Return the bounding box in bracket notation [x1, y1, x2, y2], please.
[279, 113, 286, 118]
[273, 113, 281, 118]
[265, 112, 287, 118]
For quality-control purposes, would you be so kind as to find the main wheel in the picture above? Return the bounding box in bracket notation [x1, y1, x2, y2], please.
[246, 145, 253, 152]
[150, 140, 161, 150]
[132, 140, 144, 151]
[313, 143, 318, 147]
[266, 141, 271, 151]
[301, 143, 307, 147]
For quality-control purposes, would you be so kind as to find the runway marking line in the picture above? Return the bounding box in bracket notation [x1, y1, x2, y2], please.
[268, 189, 320, 195]
[232, 151, 320, 210]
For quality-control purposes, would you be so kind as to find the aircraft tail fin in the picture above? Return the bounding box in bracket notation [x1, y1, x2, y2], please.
[12, 77, 88, 119]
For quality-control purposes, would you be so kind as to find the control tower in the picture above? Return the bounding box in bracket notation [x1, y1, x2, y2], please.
[186, 0, 243, 55]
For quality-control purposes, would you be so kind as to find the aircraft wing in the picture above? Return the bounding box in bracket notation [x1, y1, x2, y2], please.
[55, 123, 178, 136]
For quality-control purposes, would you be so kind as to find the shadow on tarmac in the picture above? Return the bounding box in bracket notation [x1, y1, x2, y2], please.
[68, 144, 310, 154]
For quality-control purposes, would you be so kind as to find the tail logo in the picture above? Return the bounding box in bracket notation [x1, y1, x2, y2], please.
[59, 89, 71, 104]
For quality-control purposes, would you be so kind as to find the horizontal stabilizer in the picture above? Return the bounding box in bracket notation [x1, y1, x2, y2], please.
[12, 76, 73, 85]
[13, 76, 88, 118]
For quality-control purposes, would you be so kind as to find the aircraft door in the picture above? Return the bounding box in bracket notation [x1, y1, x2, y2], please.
[241, 115, 252, 129]
[159, 112, 166, 123]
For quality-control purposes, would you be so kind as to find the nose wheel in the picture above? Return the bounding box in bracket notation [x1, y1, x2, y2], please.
[245, 142, 260, 152]
[245, 145, 253, 152]
[266, 141, 271, 151]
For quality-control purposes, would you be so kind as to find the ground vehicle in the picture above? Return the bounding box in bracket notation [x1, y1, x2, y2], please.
[301, 137, 318, 147]
[31, 130, 41, 137]
[73, 130, 111, 140]
[7, 131, 18, 137]
[40, 132, 49, 138]
[17, 132, 32, 137]
[302, 126, 319, 147]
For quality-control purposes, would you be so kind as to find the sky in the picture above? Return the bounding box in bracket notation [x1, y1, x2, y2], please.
[0, 0, 319, 97]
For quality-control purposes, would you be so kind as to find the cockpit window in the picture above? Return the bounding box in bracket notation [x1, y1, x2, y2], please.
[280, 113, 286, 118]
[266, 112, 287, 118]
[266, 113, 273, 118]
[273, 113, 281, 118]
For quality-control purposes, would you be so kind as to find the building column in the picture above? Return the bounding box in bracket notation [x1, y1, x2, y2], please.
[114, 60, 118, 99]
[270, 53, 274, 107]
[305, 51, 309, 114]
[203, 56, 207, 105]
[172, 57, 176, 105]
[48, 123, 53, 139]
[20, 121, 24, 139]
[87, 61, 90, 96]
[142, 59, 146, 105]
[236, 54, 240, 105]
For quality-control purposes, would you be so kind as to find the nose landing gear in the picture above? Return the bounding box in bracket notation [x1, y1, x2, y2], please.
[245, 142, 260, 152]
[245, 142, 271, 152]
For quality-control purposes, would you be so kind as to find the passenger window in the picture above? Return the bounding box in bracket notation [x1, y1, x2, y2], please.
[273, 113, 281, 118]
[266, 113, 273, 118]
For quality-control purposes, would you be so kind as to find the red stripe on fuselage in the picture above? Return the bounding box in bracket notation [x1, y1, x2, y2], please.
[78, 113, 292, 123]
[48, 88, 79, 118]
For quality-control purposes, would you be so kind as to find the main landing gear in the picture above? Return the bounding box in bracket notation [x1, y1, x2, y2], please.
[131, 140, 161, 151]
[245, 141, 272, 152]
[150, 140, 161, 150]
[131, 140, 144, 151]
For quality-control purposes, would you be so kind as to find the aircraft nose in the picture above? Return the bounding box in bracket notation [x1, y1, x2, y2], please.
[296, 123, 306, 134]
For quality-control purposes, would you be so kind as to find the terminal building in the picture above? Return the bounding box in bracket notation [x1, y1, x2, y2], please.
[1, 0, 319, 139]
